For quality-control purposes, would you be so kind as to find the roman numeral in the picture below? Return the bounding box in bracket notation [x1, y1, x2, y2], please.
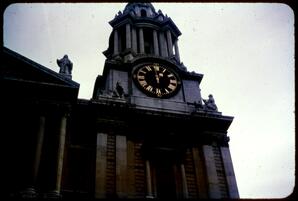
[170, 79, 177, 85]
[139, 70, 146, 74]
[167, 73, 174, 78]
[145, 66, 152, 71]
[139, 80, 147, 87]
[168, 84, 176, 91]
[156, 88, 162, 97]
[154, 66, 159, 71]
[137, 75, 145, 80]
[146, 85, 153, 92]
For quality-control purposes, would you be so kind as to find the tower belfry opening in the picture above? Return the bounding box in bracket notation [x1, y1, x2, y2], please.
[141, 9, 147, 17]
[143, 28, 154, 54]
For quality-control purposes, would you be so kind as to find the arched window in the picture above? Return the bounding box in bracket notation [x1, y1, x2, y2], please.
[141, 9, 147, 17]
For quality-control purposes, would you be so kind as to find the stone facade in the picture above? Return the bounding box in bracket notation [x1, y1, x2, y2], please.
[3, 3, 239, 199]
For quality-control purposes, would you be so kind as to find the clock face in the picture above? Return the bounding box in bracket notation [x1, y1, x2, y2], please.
[133, 63, 181, 98]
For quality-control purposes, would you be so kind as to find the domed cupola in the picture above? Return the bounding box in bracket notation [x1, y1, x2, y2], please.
[103, 2, 183, 68]
[123, 2, 156, 17]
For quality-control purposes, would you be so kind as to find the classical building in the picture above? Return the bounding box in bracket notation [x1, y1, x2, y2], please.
[3, 2, 239, 199]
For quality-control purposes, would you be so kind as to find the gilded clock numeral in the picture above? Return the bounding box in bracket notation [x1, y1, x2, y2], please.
[145, 66, 152, 71]
[164, 89, 170, 94]
[146, 85, 153, 92]
[139, 80, 147, 87]
[162, 68, 166, 73]
[167, 73, 174, 78]
[139, 70, 146, 74]
[154, 66, 159, 71]
[168, 84, 176, 91]
[156, 88, 162, 96]
[170, 79, 177, 85]
[138, 75, 145, 80]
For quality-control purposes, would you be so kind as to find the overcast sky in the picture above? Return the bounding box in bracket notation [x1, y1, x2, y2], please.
[3, 3, 295, 198]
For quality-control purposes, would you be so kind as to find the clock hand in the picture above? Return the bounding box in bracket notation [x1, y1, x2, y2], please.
[153, 68, 160, 84]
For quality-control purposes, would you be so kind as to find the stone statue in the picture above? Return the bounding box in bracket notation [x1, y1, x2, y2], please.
[112, 81, 124, 98]
[57, 55, 73, 78]
[203, 94, 218, 111]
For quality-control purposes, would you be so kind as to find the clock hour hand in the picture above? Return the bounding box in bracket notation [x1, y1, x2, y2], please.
[153, 67, 160, 84]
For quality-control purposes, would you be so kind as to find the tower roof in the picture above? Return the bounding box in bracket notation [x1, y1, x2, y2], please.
[123, 2, 156, 16]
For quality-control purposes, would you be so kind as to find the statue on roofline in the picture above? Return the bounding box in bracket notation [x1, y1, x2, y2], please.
[203, 94, 218, 111]
[57, 54, 73, 79]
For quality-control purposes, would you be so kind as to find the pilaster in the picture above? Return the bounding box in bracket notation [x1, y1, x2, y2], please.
[202, 145, 221, 198]
[127, 140, 136, 198]
[116, 135, 127, 198]
[220, 147, 239, 198]
[192, 147, 208, 198]
[95, 133, 108, 199]
[113, 29, 119, 55]
[180, 163, 189, 199]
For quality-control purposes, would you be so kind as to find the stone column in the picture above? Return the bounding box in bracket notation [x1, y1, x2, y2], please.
[145, 160, 154, 198]
[95, 133, 108, 199]
[116, 135, 127, 198]
[113, 29, 119, 55]
[20, 115, 46, 198]
[166, 30, 173, 56]
[159, 31, 168, 57]
[220, 147, 239, 198]
[153, 30, 159, 56]
[180, 164, 189, 199]
[55, 115, 67, 195]
[33, 116, 46, 184]
[126, 23, 132, 49]
[132, 27, 137, 53]
[174, 39, 180, 62]
[202, 145, 221, 199]
[139, 28, 145, 54]
[45, 113, 68, 198]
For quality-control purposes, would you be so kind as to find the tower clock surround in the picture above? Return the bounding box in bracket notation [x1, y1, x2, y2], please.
[132, 62, 181, 98]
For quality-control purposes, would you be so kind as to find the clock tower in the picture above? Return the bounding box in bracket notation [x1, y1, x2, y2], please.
[89, 2, 239, 199]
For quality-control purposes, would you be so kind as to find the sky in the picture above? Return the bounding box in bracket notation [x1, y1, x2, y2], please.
[3, 3, 295, 198]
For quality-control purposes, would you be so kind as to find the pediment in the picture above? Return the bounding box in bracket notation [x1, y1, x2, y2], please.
[2, 47, 79, 89]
